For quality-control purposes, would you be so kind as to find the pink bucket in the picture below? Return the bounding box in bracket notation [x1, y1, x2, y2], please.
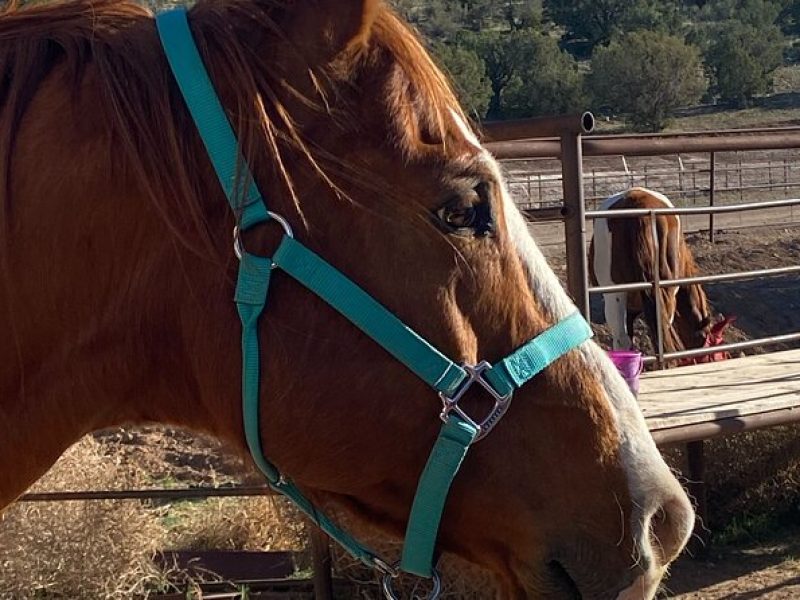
[608, 350, 644, 397]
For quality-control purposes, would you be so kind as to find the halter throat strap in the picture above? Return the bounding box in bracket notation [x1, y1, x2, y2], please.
[156, 7, 593, 591]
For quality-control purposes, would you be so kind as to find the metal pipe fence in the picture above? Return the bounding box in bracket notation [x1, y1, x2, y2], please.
[504, 154, 800, 212]
[584, 197, 800, 365]
[18, 485, 276, 502]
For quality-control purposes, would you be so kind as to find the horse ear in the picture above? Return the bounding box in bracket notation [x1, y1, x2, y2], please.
[283, 0, 380, 66]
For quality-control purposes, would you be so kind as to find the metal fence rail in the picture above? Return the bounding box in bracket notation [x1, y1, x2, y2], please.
[585, 196, 800, 218]
[505, 154, 800, 212]
[18, 485, 276, 502]
[585, 197, 800, 365]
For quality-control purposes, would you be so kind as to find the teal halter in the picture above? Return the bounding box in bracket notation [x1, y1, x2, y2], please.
[156, 8, 593, 597]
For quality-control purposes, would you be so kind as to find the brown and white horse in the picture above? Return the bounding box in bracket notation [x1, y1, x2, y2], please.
[590, 187, 726, 359]
[0, 2, 692, 597]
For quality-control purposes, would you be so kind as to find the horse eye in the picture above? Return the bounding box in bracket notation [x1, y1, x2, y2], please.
[439, 203, 477, 229]
[435, 184, 494, 236]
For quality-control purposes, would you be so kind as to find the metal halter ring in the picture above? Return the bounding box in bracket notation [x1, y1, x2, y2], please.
[381, 565, 442, 600]
[439, 361, 513, 443]
[233, 211, 294, 260]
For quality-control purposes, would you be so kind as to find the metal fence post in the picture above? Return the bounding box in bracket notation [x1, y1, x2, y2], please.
[709, 152, 716, 243]
[687, 440, 710, 557]
[784, 157, 789, 196]
[561, 132, 590, 319]
[649, 211, 665, 368]
[309, 524, 334, 600]
[738, 152, 743, 202]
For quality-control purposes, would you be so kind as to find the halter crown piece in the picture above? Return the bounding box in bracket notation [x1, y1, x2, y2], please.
[156, 9, 593, 598]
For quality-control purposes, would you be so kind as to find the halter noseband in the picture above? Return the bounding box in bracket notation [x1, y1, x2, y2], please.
[156, 8, 593, 597]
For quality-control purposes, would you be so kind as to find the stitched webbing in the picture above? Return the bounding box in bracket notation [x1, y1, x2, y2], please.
[485, 312, 593, 397]
[235, 251, 379, 566]
[399, 417, 478, 577]
[273, 236, 468, 396]
[401, 312, 592, 578]
[156, 8, 267, 230]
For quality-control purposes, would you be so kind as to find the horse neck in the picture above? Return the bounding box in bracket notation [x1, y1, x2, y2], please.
[0, 213, 248, 509]
[0, 77, 249, 510]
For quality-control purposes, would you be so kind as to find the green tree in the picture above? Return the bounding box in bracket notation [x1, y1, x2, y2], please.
[502, 34, 585, 117]
[432, 43, 493, 118]
[458, 29, 584, 119]
[544, 0, 683, 52]
[588, 31, 707, 131]
[776, 0, 800, 36]
[392, 0, 461, 41]
[695, 0, 780, 26]
[779, 0, 800, 35]
[503, 0, 545, 29]
[458, 30, 518, 118]
[703, 21, 784, 105]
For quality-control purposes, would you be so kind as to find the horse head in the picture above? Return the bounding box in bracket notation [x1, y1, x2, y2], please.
[0, 0, 694, 596]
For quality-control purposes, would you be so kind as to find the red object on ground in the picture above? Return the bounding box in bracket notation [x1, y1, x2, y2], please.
[679, 315, 737, 366]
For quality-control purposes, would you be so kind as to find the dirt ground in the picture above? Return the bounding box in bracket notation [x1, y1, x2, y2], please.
[664, 535, 800, 599]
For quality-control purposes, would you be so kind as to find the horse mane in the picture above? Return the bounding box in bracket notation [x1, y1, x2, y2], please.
[0, 0, 466, 257]
[679, 238, 711, 319]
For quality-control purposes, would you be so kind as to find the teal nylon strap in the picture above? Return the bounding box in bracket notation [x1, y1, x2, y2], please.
[159, 8, 382, 569]
[272, 236, 468, 397]
[235, 251, 281, 482]
[400, 416, 478, 577]
[485, 311, 593, 397]
[157, 5, 595, 584]
[235, 251, 379, 566]
[156, 8, 268, 230]
[270, 236, 593, 578]
[400, 312, 592, 577]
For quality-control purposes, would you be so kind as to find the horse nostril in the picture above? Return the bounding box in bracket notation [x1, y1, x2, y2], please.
[649, 494, 695, 567]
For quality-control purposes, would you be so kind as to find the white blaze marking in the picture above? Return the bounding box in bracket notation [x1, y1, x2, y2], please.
[449, 109, 483, 151]
[471, 164, 691, 590]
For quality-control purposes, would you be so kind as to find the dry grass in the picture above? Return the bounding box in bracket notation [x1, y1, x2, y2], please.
[773, 65, 800, 95]
[0, 437, 170, 599]
[698, 425, 800, 536]
[321, 509, 499, 598]
[3, 421, 800, 598]
[165, 496, 306, 552]
[0, 434, 312, 599]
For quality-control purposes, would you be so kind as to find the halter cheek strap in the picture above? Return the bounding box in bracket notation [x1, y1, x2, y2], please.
[156, 7, 593, 593]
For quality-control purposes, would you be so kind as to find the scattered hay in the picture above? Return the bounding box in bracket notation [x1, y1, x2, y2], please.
[165, 496, 306, 552]
[311, 505, 500, 598]
[334, 547, 499, 599]
[0, 437, 171, 600]
[6, 417, 799, 598]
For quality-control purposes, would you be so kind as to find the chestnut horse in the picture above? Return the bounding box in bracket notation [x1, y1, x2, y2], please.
[0, 1, 693, 596]
[591, 188, 721, 358]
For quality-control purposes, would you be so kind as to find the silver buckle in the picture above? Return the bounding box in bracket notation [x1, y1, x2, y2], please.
[233, 210, 294, 261]
[381, 564, 442, 600]
[439, 361, 513, 442]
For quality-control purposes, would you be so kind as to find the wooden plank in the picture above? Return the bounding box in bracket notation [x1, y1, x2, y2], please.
[651, 407, 800, 446]
[638, 349, 800, 431]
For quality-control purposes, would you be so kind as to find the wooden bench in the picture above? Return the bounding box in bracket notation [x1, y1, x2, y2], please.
[638, 348, 800, 552]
